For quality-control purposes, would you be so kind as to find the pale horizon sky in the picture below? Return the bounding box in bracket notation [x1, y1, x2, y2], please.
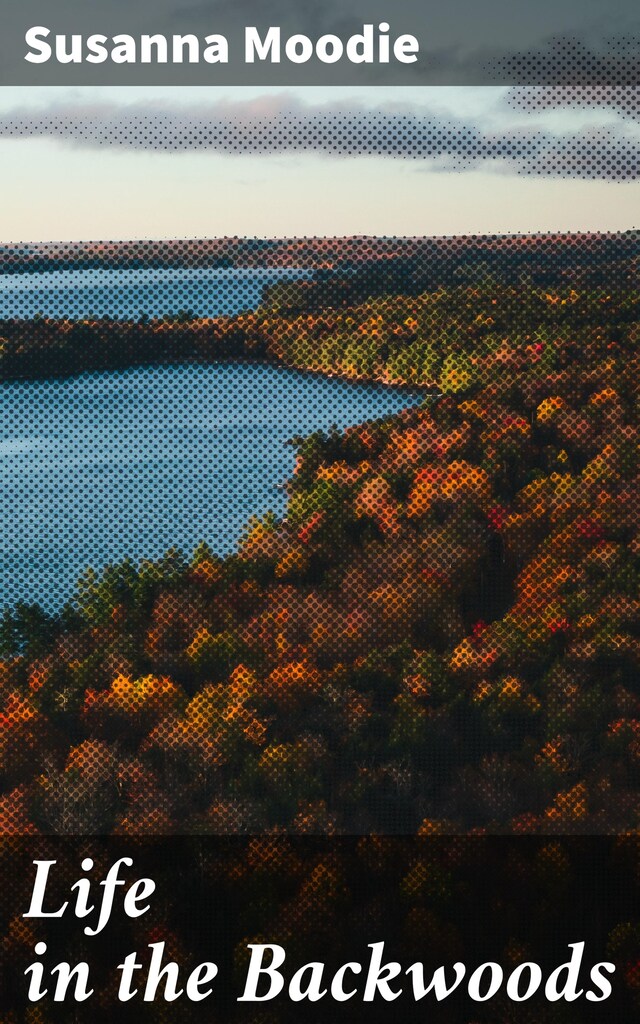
[0, 86, 637, 242]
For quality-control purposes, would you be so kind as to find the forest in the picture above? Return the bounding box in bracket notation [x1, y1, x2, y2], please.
[2, 241, 640, 1020]
[0, 241, 638, 838]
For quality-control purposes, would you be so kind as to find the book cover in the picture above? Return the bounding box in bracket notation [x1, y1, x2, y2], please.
[0, 0, 638, 1018]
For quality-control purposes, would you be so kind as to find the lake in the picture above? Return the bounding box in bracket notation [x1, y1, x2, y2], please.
[1, 362, 420, 611]
[0, 266, 306, 320]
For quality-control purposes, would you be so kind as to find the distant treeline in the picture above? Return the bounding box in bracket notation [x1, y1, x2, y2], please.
[263, 253, 638, 312]
[0, 232, 637, 387]
[1, 230, 637, 275]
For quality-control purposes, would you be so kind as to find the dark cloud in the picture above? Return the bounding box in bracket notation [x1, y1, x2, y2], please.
[0, 95, 637, 180]
[506, 85, 640, 118]
[493, 34, 640, 87]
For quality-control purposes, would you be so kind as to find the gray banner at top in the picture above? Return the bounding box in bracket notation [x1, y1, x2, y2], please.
[0, 0, 637, 85]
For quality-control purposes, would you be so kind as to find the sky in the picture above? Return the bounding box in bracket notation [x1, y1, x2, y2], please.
[0, 84, 638, 241]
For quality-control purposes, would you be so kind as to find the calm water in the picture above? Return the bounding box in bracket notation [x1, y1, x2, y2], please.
[0, 266, 306, 319]
[1, 363, 420, 610]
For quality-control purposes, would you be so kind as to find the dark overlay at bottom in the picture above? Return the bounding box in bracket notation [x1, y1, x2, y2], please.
[1, 836, 639, 1022]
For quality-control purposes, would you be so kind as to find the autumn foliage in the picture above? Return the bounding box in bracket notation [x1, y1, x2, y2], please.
[0, 264, 639, 835]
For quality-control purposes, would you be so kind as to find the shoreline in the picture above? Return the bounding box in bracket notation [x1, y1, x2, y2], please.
[0, 350, 434, 395]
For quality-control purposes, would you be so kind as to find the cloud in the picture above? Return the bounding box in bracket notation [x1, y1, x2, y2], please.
[0, 94, 637, 180]
[506, 85, 640, 119]
[494, 34, 640, 87]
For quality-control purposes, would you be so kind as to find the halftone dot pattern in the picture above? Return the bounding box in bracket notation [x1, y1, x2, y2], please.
[0, 228, 638, 838]
[0, 835, 638, 1020]
[508, 85, 640, 118]
[492, 35, 640, 87]
[0, 93, 639, 178]
[0, 72, 639, 838]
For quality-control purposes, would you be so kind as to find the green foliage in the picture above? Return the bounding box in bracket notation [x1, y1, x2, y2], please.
[0, 601, 56, 657]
